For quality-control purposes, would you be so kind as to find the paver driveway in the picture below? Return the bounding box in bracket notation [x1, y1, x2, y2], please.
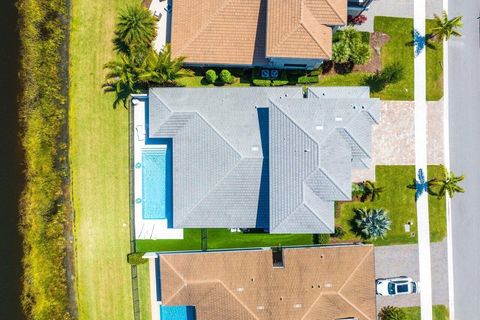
[375, 240, 449, 311]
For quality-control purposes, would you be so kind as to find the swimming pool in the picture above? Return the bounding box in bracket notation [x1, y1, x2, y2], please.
[141, 146, 172, 220]
[160, 306, 196, 320]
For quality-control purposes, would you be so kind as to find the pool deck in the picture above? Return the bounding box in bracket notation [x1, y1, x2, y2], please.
[133, 95, 183, 240]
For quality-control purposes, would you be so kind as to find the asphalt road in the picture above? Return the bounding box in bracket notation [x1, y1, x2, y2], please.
[448, 0, 480, 318]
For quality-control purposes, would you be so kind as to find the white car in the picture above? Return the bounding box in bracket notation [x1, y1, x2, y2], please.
[376, 277, 419, 296]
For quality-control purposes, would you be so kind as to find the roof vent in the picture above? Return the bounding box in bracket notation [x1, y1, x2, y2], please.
[315, 125, 324, 130]
[256, 305, 265, 310]
[335, 117, 343, 122]
[236, 287, 245, 292]
[293, 304, 302, 308]
[251, 145, 259, 152]
[325, 283, 332, 288]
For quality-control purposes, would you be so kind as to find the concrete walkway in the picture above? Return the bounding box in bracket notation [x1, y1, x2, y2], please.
[375, 240, 449, 311]
[413, 0, 433, 318]
[357, 0, 443, 32]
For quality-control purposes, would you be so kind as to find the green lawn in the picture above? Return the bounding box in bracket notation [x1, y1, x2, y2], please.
[401, 305, 449, 320]
[337, 165, 446, 245]
[319, 17, 443, 101]
[374, 16, 443, 101]
[69, 0, 133, 319]
[136, 229, 315, 252]
[318, 72, 372, 86]
[137, 263, 152, 320]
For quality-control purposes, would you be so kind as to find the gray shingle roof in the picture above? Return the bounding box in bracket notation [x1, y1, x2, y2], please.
[147, 87, 379, 233]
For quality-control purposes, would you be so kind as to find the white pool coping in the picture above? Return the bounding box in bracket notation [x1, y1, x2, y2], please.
[132, 96, 183, 240]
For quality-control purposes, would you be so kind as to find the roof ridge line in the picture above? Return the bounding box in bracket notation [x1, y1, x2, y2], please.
[300, 292, 325, 320]
[299, 3, 330, 56]
[174, 0, 234, 56]
[271, 201, 305, 231]
[269, 24, 303, 56]
[338, 291, 374, 320]
[217, 280, 260, 320]
[179, 156, 243, 226]
[336, 127, 371, 159]
[338, 246, 374, 293]
[315, 166, 350, 200]
[269, 99, 320, 152]
[160, 256, 188, 305]
[303, 201, 334, 231]
[318, 0, 346, 25]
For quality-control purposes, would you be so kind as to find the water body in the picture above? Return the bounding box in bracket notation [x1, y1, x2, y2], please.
[0, 0, 25, 319]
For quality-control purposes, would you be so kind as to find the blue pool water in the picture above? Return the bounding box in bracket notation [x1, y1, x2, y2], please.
[160, 306, 196, 320]
[141, 146, 172, 221]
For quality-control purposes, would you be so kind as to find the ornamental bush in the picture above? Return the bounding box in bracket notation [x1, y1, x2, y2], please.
[353, 207, 391, 240]
[297, 75, 319, 84]
[378, 306, 406, 320]
[332, 26, 371, 66]
[205, 69, 217, 84]
[219, 69, 233, 84]
[252, 79, 271, 86]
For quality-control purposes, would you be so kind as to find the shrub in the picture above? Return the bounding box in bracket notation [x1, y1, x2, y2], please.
[219, 69, 233, 84]
[332, 27, 371, 66]
[333, 226, 346, 239]
[127, 252, 148, 265]
[378, 306, 406, 320]
[380, 62, 405, 84]
[348, 14, 368, 26]
[298, 75, 319, 84]
[332, 41, 351, 64]
[364, 62, 405, 93]
[350, 40, 371, 65]
[353, 208, 391, 240]
[352, 182, 365, 198]
[312, 233, 331, 244]
[205, 69, 217, 84]
[271, 71, 289, 86]
[252, 79, 271, 86]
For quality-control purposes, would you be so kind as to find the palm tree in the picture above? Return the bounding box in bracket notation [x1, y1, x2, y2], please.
[102, 54, 149, 108]
[114, 5, 157, 54]
[139, 44, 194, 86]
[431, 11, 463, 41]
[361, 180, 384, 202]
[436, 166, 465, 199]
[354, 208, 391, 240]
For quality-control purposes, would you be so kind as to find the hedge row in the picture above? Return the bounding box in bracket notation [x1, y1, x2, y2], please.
[18, 0, 72, 319]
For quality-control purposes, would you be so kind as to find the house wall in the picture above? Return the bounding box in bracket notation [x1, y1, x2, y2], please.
[267, 57, 323, 70]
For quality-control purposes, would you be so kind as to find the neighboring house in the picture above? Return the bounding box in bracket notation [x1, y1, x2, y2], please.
[166, 0, 348, 70]
[140, 87, 379, 234]
[145, 245, 376, 320]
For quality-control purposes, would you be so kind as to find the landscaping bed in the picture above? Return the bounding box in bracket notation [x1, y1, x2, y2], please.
[319, 17, 443, 101]
[336, 165, 447, 246]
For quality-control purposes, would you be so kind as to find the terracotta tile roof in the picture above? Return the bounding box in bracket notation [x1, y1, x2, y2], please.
[159, 245, 376, 320]
[170, 0, 268, 65]
[266, 0, 347, 59]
